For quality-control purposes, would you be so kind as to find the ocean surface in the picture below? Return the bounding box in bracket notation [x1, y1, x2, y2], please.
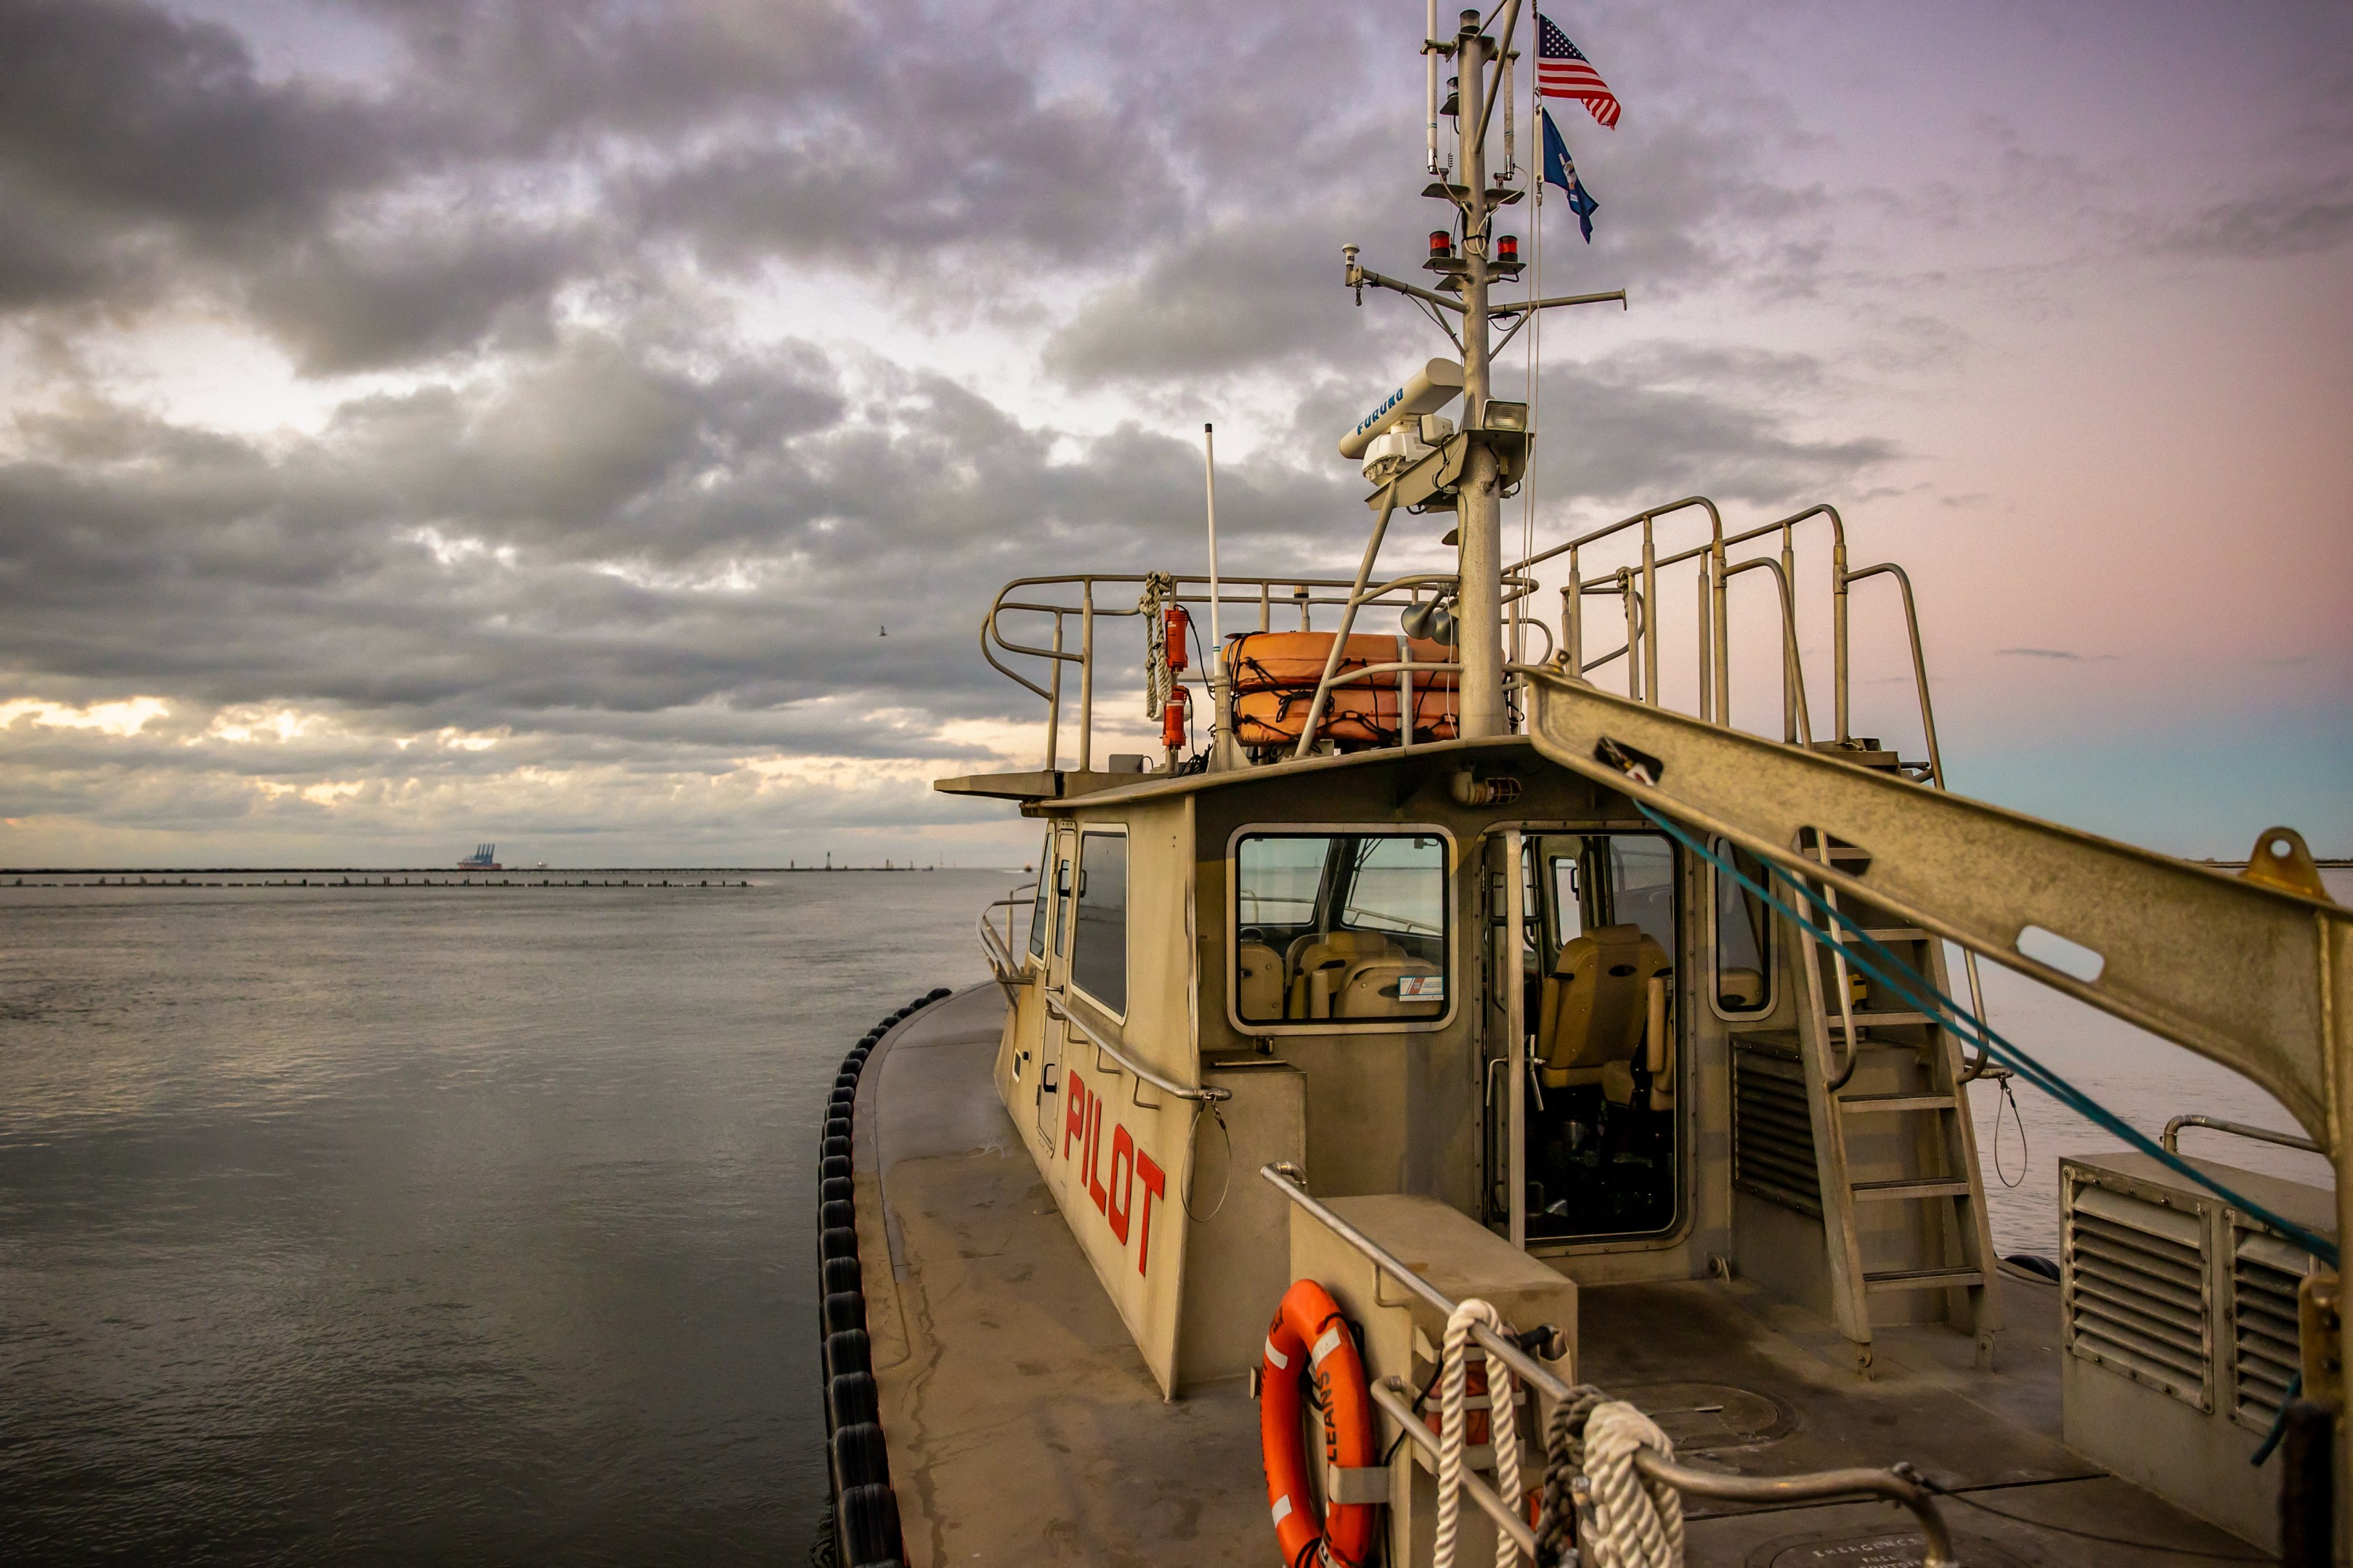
[0, 866, 2343, 1561]
[0, 872, 996, 1565]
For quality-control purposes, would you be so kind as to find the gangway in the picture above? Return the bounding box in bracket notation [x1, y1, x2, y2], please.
[1521, 666, 2353, 1501]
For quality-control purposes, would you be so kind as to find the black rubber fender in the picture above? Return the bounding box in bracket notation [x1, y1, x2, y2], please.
[825, 1328, 871, 1380]
[838, 1479, 903, 1567]
[821, 1290, 866, 1337]
[828, 1369, 879, 1430]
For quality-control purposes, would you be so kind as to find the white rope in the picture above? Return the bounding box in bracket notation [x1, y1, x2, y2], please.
[1580, 1402, 1684, 1568]
[1139, 572, 1173, 719]
[1433, 1298, 1527, 1568]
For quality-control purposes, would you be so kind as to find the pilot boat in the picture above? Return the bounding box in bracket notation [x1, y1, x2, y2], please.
[811, 6, 2353, 1565]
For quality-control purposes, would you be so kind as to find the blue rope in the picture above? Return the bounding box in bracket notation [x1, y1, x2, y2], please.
[2248, 1371, 2301, 1467]
[1632, 802, 2339, 1267]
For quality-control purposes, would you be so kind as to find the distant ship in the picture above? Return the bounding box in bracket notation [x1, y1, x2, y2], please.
[455, 843, 501, 871]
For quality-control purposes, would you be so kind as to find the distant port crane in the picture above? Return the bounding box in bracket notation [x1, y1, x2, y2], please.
[455, 843, 502, 871]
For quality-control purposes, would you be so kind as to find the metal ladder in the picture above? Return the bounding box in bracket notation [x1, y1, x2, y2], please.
[1792, 832, 2001, 1372]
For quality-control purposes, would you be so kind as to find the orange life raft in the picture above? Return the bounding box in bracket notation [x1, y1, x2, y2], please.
[1259, 1277, 1380, 1568]
[1226, 631, 1458, 749]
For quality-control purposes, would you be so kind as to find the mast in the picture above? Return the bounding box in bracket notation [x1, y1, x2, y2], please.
[1346, 0, 1619, 743]
[1452, 5, 1508, 739]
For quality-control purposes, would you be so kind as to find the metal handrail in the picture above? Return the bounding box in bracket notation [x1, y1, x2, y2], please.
[1259, 1162, 1956, 1564]
[1630, 1453, 1956, 1568]
[1365, 1377, 1539, 1556]
[978, 883, 1036, 988]
[978, 903, 1017, 974]
[2163, 1114, 2323, 1158]
[1723, 555, 1813, 746]
[976, 492, 1939, 778]
[1260, 1161, 1571, 1397]
[1514, 497, 1726, 720]
[1047, 993, 1230, 1106]
[983, 570, 1477, 773]
[1844, 561, 1940, 785]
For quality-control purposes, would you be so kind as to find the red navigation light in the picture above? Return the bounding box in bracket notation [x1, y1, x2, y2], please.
[1497, 235, 1519, 261]
[1429, 232, 1452, 257]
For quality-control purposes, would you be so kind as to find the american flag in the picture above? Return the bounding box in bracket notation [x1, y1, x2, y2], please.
[1535, 14, 1620, 129]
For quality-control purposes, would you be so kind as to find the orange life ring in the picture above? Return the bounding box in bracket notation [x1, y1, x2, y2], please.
[1259, 1278, 1380, 1568]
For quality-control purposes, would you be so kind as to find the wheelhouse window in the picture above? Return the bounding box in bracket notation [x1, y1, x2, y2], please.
[1711, 838, 1773, 1015]
[1027, 833, 1051, 960]
[1541, 834, 1675, 956]
[1234, 832, 1448, 1024]
[1070, 832, 1128, 1014]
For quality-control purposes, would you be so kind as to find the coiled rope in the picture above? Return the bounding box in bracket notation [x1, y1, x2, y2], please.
[1139, 572, 1174, 720]
[1533, 1386, 1605, 1567]
[1532, 1386, 1683, 1568]
[1581, 1403, 1684, 1568]
[1432, 1299, 1523, 1568]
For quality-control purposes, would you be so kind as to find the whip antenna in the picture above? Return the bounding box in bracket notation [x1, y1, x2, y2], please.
[1203, 424, 1229, 755]
[1424, 0, 1440, 174]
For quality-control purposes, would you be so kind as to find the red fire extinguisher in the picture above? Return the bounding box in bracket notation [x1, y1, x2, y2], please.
[1164, 606, 1191, 672]
[1161, 683, 1189, 751]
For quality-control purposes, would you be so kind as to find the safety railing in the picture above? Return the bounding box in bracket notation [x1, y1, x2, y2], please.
[1259, 1162, 1957, 1567]
[980, 494, 1948, 782]
[978, 882, 1036, 994]
[1507, 497, 2003, 1073]
[2163, 1114, 2324, 1158]
[1048, 993, 1230, 1108]
[983, 571, 1476, 771]
[1506, 500, 1946, 778]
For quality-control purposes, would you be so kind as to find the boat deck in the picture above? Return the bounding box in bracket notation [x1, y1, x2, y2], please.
[858, 986, 2264, 1567]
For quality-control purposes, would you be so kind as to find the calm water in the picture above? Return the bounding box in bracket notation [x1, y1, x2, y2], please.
[0, 873, 995, 1565]
[1, 867, 2341, 1560]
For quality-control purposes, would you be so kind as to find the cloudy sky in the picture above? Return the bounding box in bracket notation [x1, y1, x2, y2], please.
[0, 0, 2345, 868]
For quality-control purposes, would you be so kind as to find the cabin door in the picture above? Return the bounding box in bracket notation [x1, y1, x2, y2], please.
[1487, 829, 1686, 1248]
[1035, 823, 1079, 1163]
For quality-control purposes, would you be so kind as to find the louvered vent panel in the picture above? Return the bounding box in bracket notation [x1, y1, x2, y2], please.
[2064, 1180, 2211, 1411]
[2231, 1226, 2309, 1431]
[1733, 1047, 1821, 1218]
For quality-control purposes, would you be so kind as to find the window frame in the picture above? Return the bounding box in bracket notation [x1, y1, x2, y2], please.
[1704, 834, 1776, 1022]
[1052, 835, 1073, 958]
[1067, 826, 1131, 1023]
[1025, 832, 1052, 963]
[1224, 821, 1458, 1036]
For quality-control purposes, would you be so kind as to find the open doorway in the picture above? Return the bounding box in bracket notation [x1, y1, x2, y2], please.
[1503, 832, 1683, 1243]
